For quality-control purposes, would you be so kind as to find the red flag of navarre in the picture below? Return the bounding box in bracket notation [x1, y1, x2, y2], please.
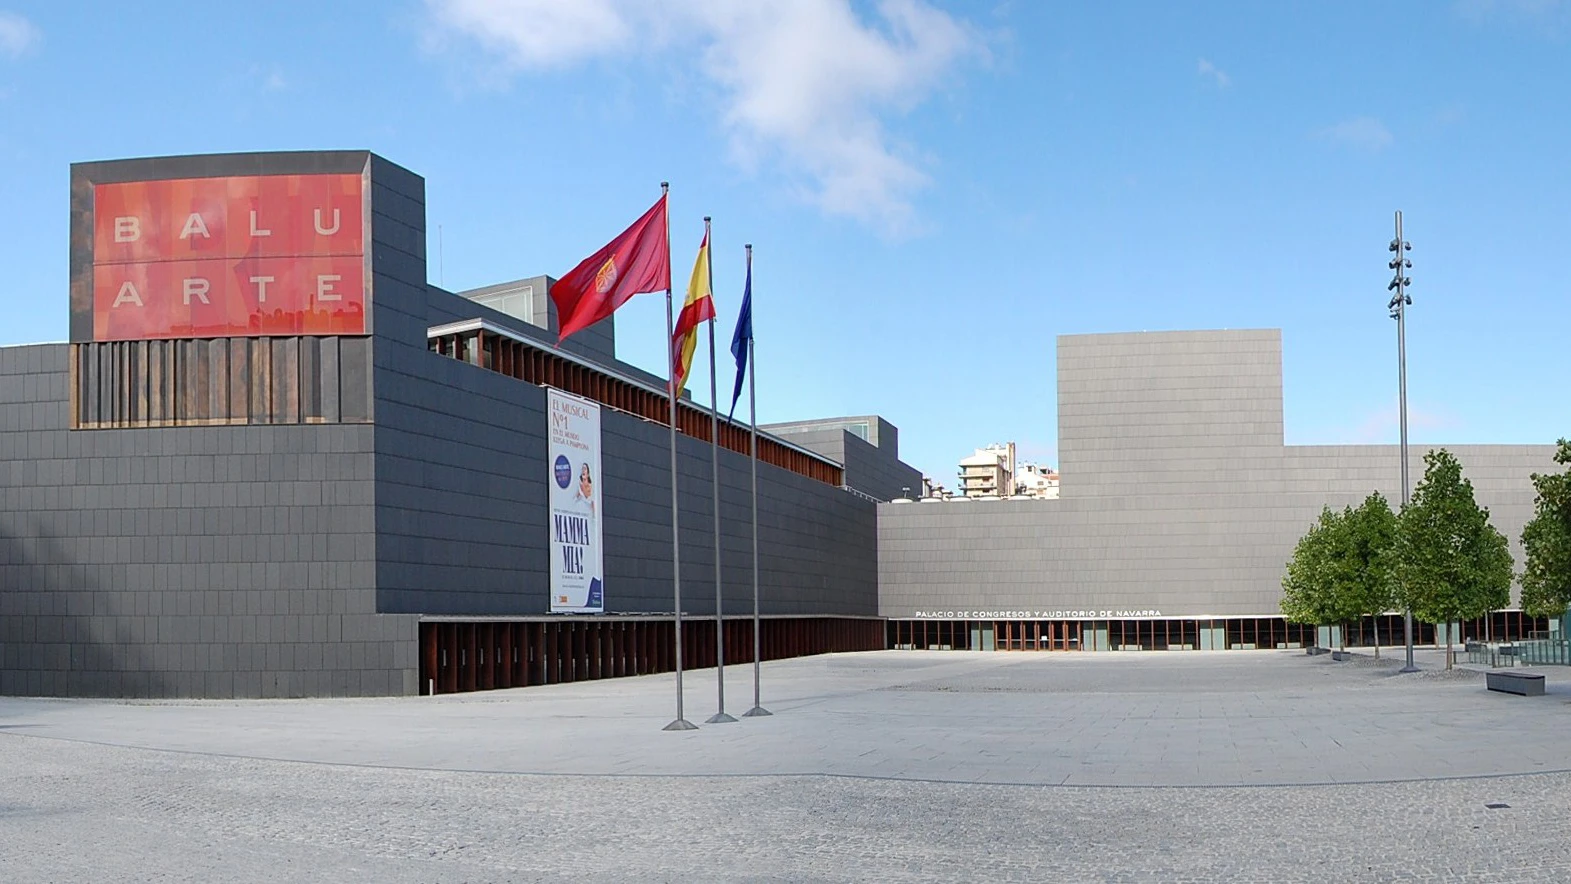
[551, 195, 670, 342]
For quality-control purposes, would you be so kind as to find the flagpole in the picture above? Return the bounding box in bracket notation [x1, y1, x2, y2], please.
[662, 183, 696, 732]
[742, 243, 771, 718]
[703, 217, 736, 725]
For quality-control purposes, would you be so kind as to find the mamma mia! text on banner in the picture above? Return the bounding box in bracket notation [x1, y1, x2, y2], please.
[548, 389, 604, 613]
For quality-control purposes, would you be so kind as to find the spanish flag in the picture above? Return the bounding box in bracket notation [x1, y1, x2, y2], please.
[670, 227, 715, 394]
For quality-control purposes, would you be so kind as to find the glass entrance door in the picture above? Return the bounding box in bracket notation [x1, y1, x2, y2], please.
[968, 623, 996, 651]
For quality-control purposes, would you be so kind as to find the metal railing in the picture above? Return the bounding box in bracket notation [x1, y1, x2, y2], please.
[839, 485, 883, 503]
[1467, 639, 1571, 667]
[1515, 639, 1571, 667]
[1465, 641, 1519, 667]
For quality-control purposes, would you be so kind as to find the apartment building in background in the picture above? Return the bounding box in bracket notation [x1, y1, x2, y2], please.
[958, 442, 1016, 497]
[1014, 461, 1061, 499]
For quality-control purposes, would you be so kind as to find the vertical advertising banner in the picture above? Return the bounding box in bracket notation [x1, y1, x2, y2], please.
[548, 389, 604, 613]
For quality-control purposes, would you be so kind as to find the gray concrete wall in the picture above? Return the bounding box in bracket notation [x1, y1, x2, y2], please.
[878, 330, 1557, 619]
[765, 417, 921, 502]
[374, 286, 881, 618]
[763, 427, 846, 472]
[840, 432, 924, 502]
[0, 343, 416, 698]
[1057, 330, 1286, 500]
[766, 415, 893, 451]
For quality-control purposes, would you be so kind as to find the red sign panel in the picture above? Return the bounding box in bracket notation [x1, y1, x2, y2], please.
[91, 174, 366, 340]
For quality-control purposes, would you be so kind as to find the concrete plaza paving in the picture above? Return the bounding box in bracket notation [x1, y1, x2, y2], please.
[4, 649, 1571, 881]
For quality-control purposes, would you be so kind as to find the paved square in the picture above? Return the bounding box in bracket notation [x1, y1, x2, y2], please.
[4, 649, 1571, 881]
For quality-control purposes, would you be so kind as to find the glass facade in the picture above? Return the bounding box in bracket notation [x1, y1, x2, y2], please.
[887, 613, 1552, 653]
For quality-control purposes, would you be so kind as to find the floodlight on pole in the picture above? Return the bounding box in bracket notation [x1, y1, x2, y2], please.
[1387, 211, 1417, 674]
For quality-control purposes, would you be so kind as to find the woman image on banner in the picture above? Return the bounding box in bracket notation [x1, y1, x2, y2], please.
[572, 461, 604, 610]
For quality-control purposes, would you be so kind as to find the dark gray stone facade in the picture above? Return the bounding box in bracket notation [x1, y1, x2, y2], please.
[763, 416, 921, 502]
[375, 235, 881, 616]
[0, 342, 416, 698]
[0, 150, 891, 698]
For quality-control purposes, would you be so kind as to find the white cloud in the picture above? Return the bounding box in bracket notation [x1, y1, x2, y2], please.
[425, 0, 634, 69]
[1317, 116, 1394, 151]
[423, 0, 984, 235]
[0, 11, 41, 58]
[1196, 58, 1230, 88]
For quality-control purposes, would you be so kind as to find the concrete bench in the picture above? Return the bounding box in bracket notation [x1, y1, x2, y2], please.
[1331, 650, 1354, 662]
[1486, 671, 1545, 696]
[1305, 646, 1330, 656]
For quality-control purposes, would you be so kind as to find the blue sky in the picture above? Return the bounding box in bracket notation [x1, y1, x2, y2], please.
[1, 1, 1567, 484]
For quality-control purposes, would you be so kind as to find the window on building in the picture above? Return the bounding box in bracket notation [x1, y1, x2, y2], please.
[473, 285, 535, 322]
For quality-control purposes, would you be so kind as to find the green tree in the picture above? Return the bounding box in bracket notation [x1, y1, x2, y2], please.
[1520, 440, 1571, 620]
[1281, 507, 1362, 649]
[1337, 492, 1399, 657]
[1393, 449, 1515, 668]
[1281, 507, 1335, 629]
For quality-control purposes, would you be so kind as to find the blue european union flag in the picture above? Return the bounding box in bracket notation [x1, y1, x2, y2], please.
[727, 263, 752, 421]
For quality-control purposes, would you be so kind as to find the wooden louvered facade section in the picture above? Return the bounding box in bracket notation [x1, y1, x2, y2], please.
[71, 336, 373, 429]
[428, 319, 843, 488]
[420, 615, 885, 695]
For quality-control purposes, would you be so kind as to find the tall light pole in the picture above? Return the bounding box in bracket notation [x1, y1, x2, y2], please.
[1388, 211, 1416, 673]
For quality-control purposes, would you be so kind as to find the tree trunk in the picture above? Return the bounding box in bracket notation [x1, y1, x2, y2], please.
[1339, 623, 1346, 652]
[1373, 616, 1381, 659]
[1446, 630, 1454, 670]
